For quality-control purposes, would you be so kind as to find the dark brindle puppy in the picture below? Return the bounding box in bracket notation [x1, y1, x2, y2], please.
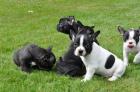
[13, 44, 56, 73]
[57, 16, 86, 39]
[57, 16, 98, 43]
[57, 16, 78, 34]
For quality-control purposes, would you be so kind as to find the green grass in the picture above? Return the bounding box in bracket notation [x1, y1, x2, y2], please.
[1, 0, 140, 92]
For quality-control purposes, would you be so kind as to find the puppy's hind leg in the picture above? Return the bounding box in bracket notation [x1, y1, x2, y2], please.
[108, 62, 126, 81]
[20, 60, 32, 73]
[133, 52, 140, 64]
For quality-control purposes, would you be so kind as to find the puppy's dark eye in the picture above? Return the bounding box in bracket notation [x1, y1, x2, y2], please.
[85, 44, 90, 48]
[74, 43, 78, 47]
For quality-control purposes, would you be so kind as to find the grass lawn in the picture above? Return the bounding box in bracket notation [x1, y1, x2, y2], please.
[1, 0, 140, 92]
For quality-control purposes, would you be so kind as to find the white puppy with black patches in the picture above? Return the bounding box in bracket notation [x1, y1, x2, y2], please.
[70, 28, 126, 82]
[117, 26, 140, 66]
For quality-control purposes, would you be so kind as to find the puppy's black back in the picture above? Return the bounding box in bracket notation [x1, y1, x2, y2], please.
[56, 43, 86, 77]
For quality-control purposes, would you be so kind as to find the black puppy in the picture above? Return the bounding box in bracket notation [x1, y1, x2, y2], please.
[13, 44, 56, 73]
[57, 16, 99, 43]
[57, 16, 85, 39]
[56, 24, 99, 77]
[56, 43, 86, 77]
[57, 16, 76, 34]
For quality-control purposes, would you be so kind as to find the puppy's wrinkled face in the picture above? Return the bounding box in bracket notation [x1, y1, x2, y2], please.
[38, 47, 56, 64]
[118, 26, 140, 49]
[71, 27, 100, 56]
[74, 34, 93, 56]
[57, 16, 75, 33]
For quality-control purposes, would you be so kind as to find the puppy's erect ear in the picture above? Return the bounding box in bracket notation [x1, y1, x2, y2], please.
[69, 16, 75, 23]
[94, 30, 100, 38]
[46, 47, 52, 52]
[91, 25, 95, 29]
[117, 26, 126, 35]
[77, 20, 84, 27]
[70, 30, 76, 41]
[136, 29, 140, 35]
[69, 16, 75, 19]
[138, 27, 140, 35]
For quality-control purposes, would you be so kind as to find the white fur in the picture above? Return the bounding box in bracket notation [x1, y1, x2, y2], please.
[31, 62, 36, 66]
[79, 42, 126, 82]
[123, 31, 140, 66]
[74, 35, 86, 56]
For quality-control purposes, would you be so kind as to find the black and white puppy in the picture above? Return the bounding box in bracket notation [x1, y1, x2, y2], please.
[13, 44, 56, 73]
[117, 26, 140, 66]
[71, 27, 126, 82]
[56, 25, 98, 77]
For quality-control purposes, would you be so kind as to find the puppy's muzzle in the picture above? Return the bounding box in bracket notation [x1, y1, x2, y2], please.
[78, 50, 83, 55]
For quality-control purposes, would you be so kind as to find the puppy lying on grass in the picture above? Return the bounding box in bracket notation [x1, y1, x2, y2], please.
[13, 44, 56, 73]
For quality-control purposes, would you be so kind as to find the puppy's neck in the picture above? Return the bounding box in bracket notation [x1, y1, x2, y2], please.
[83, 42, 101, 59]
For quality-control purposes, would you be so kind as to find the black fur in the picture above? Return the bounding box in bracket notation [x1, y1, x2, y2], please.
[105, 55, 115, 69]
[13, 44, 56, 73]
[117, 26, 140, 44]
[57, 16, 99, 44]
[57, 16, 83, 35]
[133, 30, 140, 44]
[56, 43, 86, 77]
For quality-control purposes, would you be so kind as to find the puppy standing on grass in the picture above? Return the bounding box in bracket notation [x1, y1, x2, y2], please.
[70, 27, 126, 82]
[117, 26, 140, 66]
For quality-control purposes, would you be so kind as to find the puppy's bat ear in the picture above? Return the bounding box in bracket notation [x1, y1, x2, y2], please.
[69, 16, 75, 22]
[70, 30, 76, 42]
[91, 25, 95, 29]
[94, 30, 100, 38]
[117, 25, 126, 35]
[69, 16, 75, 19]
[138, 27, 140, 35]
[77, 20, 84, 27]
[46, 46, 52, 52]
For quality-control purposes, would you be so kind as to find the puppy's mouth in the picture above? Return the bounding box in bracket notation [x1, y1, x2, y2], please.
[75, 52, 86, 57]
[78, 53, 84, 56]
[128, 45, 134, 48]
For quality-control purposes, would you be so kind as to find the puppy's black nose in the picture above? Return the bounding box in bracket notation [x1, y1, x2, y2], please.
[129, 42, 133, 44]
[79, 50, 83, 54]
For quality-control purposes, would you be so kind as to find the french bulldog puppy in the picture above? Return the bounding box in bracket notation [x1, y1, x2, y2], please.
[117, 26, 140, 66]
[57, 16, 90, 40]
[57, 16, 79, 34]
[71, 27, 126, 82]
[13, 44, 56, 73]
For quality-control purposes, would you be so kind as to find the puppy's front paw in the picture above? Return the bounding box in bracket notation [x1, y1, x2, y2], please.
[124, 63, 128, 66]
[81, 78, 90, 82]
[81, 79, 86, 82]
